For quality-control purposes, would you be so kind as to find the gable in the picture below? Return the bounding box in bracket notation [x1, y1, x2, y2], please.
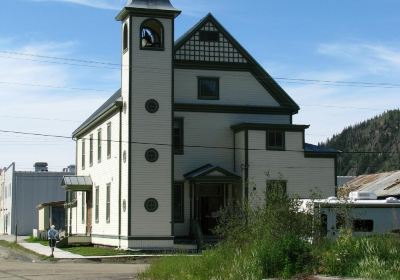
[174, 14, 300, 112]
[175, 20, 248, 64]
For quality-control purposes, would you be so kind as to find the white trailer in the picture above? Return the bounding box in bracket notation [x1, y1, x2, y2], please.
[313, 192, 400, 238]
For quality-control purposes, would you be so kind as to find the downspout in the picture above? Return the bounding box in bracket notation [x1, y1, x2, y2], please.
[118, 107, 122, 248]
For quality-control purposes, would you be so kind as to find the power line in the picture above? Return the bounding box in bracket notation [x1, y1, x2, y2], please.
[1, 128, 399, 155]
[0, 115, 81, 123]
[1, 50, 400, 89]
[0, 81, 109, 93]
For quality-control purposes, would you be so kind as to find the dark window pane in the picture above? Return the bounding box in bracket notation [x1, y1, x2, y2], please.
[173, 119, 184, 154]
[353, 219, 374, 232]
[321, 214, 328, 237]
[199, 31, 219, 42]
[267, 130, 284, 150]
[173, 183, 184, 222]
[198, 78, 219, 99]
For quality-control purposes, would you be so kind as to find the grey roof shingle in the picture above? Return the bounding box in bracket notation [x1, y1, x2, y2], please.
[125, 0, 179, 11]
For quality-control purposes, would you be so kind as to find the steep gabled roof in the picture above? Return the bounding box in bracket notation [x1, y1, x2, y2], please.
[174, 13, 300, 112]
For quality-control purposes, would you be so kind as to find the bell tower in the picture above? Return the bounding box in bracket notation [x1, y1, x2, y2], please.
[117, 0, 180, 248]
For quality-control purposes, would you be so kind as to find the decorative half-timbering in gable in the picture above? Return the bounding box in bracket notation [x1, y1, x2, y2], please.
[175, 14, 247, 64]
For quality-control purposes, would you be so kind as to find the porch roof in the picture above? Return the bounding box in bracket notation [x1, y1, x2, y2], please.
[184, 164, 241, 183]
[61, 175, 93, 192]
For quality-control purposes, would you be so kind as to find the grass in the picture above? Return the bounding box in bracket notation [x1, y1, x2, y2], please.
[0, 239, 53, 260]
[24, 236, 49, 246]
[141, 186, 400, 280]
[62, 245, 138, 256]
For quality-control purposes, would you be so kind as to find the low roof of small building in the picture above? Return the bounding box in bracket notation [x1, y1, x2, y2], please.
[61, 175, 93, 192]
[36, 201, 65, 209]
[339, 170, 400, 198]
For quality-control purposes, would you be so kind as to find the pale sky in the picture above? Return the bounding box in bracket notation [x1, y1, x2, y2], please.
[1, 0, 400, 171]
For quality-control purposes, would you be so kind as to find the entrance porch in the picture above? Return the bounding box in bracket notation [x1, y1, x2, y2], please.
[183, 164, 242, 236]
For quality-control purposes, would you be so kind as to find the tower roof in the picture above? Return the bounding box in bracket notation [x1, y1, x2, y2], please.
[126, 0, 178, 10]
[116, 0, 181, 20]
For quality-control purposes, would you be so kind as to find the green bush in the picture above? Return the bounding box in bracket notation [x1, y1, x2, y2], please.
[319, 233, 400, 279]
[142, 185, 314, 279]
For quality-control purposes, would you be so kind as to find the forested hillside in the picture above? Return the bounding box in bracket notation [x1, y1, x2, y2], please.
[322, 110, 400, 176]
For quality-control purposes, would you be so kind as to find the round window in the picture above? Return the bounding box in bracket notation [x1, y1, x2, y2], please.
[144, 198, 158, 212]
[145, 99, 159, 113]
[145, 148, 159, 162]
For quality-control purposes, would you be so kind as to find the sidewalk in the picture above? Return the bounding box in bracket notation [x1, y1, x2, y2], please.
[1, 235, 195, 259]
[19, 242, 84, 259]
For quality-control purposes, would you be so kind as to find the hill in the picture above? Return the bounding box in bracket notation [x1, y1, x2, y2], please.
[321, 109, 400, 176]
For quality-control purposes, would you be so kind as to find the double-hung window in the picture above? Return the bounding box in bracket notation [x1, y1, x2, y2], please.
[266, 130, 285, 150]
[97, 129, 102, 163]
[95, 186, 99, 223]
[198, 77, 219, 100]
[89, 134, 93, 166]
[106, 184, 111, 223]
[107, 123, 111, 159]
[82, 139, 85, 170]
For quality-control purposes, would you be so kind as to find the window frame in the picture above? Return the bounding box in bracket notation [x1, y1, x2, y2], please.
[107, 123, 111, 159]
[89, 134, 93, 166]
[97, 128, 102, 163]
[95, 186, 99, 224]
[81, 139, 85, 170]
[173, 182, 184, 223]
[266, 130, 285, 151]
[198, 77, 220, 100]
[173, 118, 184, 155]
[139, 18, 164, 51]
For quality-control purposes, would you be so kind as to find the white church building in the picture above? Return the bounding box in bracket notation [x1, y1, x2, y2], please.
[63, 0, 338, 249]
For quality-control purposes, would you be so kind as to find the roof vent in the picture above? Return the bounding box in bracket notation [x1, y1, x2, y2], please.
[386, 197, 400, 203]
[349, 191, 377, 200]
[34, 162, 48, 172]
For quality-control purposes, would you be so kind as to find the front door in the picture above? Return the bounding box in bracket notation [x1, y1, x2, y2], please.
[86, 192, 92, 235]
[198, 184, 225, 235]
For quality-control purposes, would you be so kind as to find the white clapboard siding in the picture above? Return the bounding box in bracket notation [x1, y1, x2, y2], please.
[247, 130, 335, 201]
[174, 69, 280, 107]
[119, 16, 131, 238]
[74, 112, 121, 237]
[174, 112, 291, 180]
[129, 16, 173, 238]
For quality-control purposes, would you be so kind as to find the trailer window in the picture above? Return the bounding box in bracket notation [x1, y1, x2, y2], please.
[321, 214, 328, 237]
[353, 219, 374, 232]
